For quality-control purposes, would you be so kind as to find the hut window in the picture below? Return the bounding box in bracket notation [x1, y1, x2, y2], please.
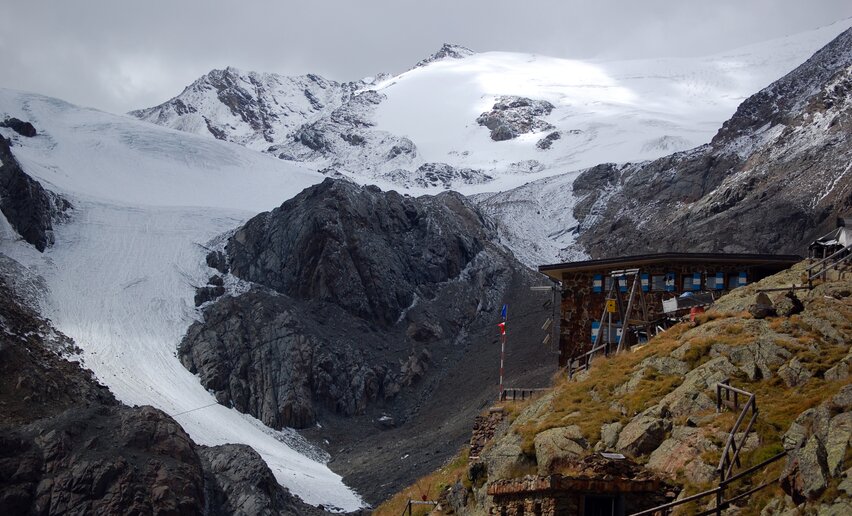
[651, 274, 666, 291]
[727, 273, 739, 290]
[682, 275, 692, 291]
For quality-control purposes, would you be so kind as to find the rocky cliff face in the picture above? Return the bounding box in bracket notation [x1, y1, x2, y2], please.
[179, 178, 556, 502]
[0, 135, 71, 252]
[0, 274, 339, 515]
[181, 178, 525, 429]
[572, 28, 852, 258]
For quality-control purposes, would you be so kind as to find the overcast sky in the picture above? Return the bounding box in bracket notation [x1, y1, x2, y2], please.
[2, 0, 851, 114]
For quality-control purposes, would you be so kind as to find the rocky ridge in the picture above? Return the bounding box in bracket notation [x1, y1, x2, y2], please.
[179, 178, 556, 503]
[130, 67, 383, 150]
[413, 43, 475, 68]
[571, 28, 852, 258]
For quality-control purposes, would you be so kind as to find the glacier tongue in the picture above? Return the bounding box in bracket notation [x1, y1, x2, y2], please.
[0, 89, 363, 510]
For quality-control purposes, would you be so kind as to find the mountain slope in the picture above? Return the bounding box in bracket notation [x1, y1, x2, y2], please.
[0, 89, 363, 510]
[479, 25, 852, 267]
[572, 26, 852, 258]
[178, 178, 558, 503]
[131, 22, 852, 194]
[130, 67, 385, 152]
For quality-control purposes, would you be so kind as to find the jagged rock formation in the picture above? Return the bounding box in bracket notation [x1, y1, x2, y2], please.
[268, 89, 421, 179]
[130, 67, 381, 150]
[414, 43, 475, 68]
[476, 96, 555, 141]
[0, 274, 339, 515]
[179, 178, 556, 503]
[572, 28, 852, 258]
[0, 135, 71, 252]
[181, 178, 522, 427]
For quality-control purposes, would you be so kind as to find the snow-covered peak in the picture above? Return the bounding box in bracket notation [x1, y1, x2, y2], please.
[413, 43, 475, 68]
[130, 67, 364, 151]
[129, 19, 852, 196]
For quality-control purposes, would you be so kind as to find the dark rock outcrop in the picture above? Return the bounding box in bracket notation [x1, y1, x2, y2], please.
[414, 43, 475, 68]
[226, 178, 491, 326]
[200, 444, 330, 516]
[536, 131, 561, 150]
[0, 274, 341, 515]
[0, 136, 71, 252]
[179, 178, 556, 503]
[477, 96, 555, 141]
[0, 117, 37, 137]
[182, 179, 508, 427]
[573, 28, 852, 258]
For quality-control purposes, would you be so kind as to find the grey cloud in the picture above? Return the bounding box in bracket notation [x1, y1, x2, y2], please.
[1, 0, 850, 113]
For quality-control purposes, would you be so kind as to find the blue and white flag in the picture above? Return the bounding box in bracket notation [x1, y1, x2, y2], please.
[500, 304, 508, 321]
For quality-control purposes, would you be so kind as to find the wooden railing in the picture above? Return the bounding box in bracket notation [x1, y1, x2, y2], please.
[630, 381, 787, 516]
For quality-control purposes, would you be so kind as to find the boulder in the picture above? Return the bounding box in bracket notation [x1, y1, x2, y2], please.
[825, 412, 852, 476]
[648, 426, 719, 484]
[713, 340, 790, 381]
[781, 435, 830, 503]
[599, 422, 622, 450]
[533, 426, 587, 475]
[778, 357, 813, 387]
[616, 416, 670, 457]
[748, 292, 777, 319]
[772, 291, 804, 317]
[830, 384, 852, 411]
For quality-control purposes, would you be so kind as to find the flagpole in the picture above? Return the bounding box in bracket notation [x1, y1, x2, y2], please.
[498, 305, 508, 401]
[499, 331, 505, 400]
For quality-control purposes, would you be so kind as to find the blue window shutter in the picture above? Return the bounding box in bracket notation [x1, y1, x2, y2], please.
[716, 272, 725, 290]
[665, 273, 675, 292]
[738, 271, 748, 286]
[593, 274, 602, 293]
[641, 273, 649, 292]
[591, 321, 600, 343]
[619, 275, 627, 292]
[693, 272, 702, 291]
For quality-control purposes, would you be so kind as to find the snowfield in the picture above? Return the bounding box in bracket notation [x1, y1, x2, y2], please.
[368, 19, 852, 194]
[0, 90, 363, 511]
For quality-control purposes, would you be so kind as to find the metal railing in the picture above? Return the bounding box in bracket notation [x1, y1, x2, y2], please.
[400, 499, 438, 516]
[499, 387, 551, 401]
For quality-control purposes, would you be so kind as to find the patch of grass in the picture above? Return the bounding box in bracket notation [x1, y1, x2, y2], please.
[373, 447, 470, 516]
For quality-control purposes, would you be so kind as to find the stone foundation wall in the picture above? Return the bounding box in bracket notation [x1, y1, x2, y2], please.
[470, 407, 507, 459]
